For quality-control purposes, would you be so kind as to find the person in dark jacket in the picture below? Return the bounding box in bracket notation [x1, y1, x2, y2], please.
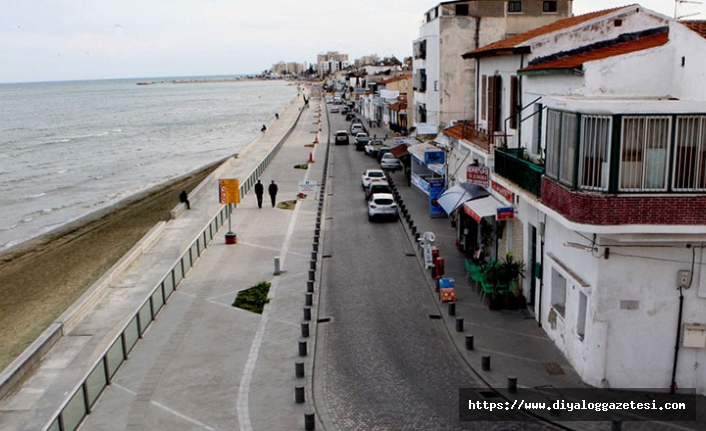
[179, 190, 190, 209]
[254, 180, 264, 209]
[268, 180, 278, 208]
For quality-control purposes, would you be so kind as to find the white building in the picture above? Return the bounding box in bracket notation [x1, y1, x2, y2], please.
[457, 5, 706, 393]
[317, 51, 350, 76]
[412, 0, 572, 136]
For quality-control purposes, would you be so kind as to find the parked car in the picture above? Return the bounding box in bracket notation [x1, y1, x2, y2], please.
[334, 130, 349, 145]
[361, 169, 386, 189]
[345, 113, 356, 121]
[364, 140, 385, 157]
[341, 106, 349, 114]
[355, 136, 371, 151]
[376, 147, 391, 162]
[365, 182, 392, 201]
[350, 123, 366, 135]
[330, 106, 340, 113]
[368, 193, 398, 222]
[380, 153, 402, 171]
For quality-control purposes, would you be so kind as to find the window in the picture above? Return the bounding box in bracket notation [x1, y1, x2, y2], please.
[413, 40, 426, 59]
[508, 1, 522, 13]
[619, 116, 671, 191]
[413, 69, 427, 92]
[418, 103, 427, 123]
[487, 75, 502, 133]
[509, 76, 519, 129]
[545, 109, 577, 185]
[456, 3, 470, 16]
[551, 268, 566, 317]
[579, 115, 612, 191]
[543, 1, 558, 12]
[673, 115, 706, 191]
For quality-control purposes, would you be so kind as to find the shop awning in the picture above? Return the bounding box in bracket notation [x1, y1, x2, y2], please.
[389, 144, 409, 158]
[463, 196, 504, 223]
[436, 183, 489, 214]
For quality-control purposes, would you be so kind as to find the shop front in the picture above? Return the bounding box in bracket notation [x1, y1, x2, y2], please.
[457, 195, 504, 262]
[409, 142, 445, 197]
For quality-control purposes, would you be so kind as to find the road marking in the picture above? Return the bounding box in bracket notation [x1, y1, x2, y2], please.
[114, 383, 216, 430]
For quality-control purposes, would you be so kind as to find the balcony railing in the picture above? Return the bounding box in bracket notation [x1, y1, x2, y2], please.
[494, 148, 544, 197]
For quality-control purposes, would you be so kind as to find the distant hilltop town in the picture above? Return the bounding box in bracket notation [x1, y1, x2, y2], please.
[265, 51, 409, 79]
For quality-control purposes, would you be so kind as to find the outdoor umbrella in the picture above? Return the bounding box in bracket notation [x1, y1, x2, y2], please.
[435, 183, 490, 215]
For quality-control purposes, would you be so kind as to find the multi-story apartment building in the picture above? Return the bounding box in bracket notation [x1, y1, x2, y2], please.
[453, 5, 706, 394]
[412, 0, 572, 135]
[317, 51, 349, 76]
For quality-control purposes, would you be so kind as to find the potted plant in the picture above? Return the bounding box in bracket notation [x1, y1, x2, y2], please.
[499, 253, 525, 309]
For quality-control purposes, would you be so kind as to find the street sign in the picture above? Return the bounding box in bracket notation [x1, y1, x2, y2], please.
[298, 180, 317, 195]
[219, 179, 240, 204]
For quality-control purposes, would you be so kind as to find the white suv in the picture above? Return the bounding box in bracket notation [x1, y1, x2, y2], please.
[361, 169, 386, 189]
[368, 193, 398, 221]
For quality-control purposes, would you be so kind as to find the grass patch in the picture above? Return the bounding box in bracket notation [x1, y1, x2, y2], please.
[304, 143, 315, 148]
[233, 280, 271, 314]
[277, 200, 297, 210]
[294, 164, 308, 169]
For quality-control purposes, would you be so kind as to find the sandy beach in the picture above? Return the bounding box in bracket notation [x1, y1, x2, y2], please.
[0, 161, 222, 371]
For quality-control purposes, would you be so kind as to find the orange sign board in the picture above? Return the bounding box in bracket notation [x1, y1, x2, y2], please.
[219, 179, 240, 204]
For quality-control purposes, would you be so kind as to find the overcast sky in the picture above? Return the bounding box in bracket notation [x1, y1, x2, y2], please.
[1, 1, 702, 83]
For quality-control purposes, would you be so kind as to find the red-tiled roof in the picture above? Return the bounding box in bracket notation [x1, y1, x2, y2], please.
[519, 30, 669, 73]
[682, 20, 706, 39]
[378, 74, 412, 84]
[442, 123, 472, 140]
[462, 5, 636, 58]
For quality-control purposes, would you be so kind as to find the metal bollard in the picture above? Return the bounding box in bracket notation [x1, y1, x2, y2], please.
[305, 293, 313, 307]
[274, 257, 281, 275]
[311, 251, 317, 260]
[304, 412, 316, 431]
[310, 259, 316, 270]
[508, 376, 517, 393]
[482, 355, 491, 371]
[303, 307, 311, 321]
[307, 280, 314, 293]
[299, 340, 308, 357]
[448, 302, 456, 316]
[301, 322, 310, 338]
[295, 361, 305, 378]
[465, 335, 474, 350]
[309, 269, 315, 281]
[295, 386, 305, 403]
[455, 317, 464, 332]
[411, 226, 417, 236]
[313, 242, 319, 252]
[315, 227, 320, 236]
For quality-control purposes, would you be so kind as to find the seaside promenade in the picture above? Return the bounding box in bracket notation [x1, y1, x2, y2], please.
[0, 86, 325, 430]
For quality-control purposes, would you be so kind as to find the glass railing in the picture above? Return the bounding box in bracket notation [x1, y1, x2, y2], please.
[494, 148, 544, 197]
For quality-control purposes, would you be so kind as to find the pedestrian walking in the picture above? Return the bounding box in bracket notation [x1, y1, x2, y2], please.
[268, 180, 278, 208]
[254, 179, 264, 209]
[179, 190, 190, 209]
[275, 113, 279, 120]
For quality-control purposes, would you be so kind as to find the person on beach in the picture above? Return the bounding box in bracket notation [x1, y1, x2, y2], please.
[261, 124, 267, 133]
[254, 179, 264, 209]
[275, 113, 279, 120]
[268, 180, 278, 208]
[179, 190, 190, 209]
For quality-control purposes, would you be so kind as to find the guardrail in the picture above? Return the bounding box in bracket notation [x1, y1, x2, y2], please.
[42, 101, 307, 431]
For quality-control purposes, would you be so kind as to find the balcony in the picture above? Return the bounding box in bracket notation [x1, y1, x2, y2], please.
[494, 148, 544, 197]
[443, 122, 495, 153]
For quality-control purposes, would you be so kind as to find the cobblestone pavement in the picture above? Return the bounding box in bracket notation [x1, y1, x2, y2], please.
[313, 137, 557, 431]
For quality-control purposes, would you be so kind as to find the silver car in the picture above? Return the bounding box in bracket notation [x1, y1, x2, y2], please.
[380, 153, 402, 171]
[368, 193, 398, 221]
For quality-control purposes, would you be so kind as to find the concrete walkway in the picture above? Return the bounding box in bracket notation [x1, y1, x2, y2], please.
[0, 86, 326, 431]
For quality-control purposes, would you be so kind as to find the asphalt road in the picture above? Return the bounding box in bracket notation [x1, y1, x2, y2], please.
[314, 109, 555, 430]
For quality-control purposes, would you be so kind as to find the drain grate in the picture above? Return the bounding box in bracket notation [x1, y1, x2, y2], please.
[322, 254, 332, 259]
[428, 314, 441, 319]
[405, 253, 416, 257]
[543, 362, 565, 375]
[317, 317, 331, 323]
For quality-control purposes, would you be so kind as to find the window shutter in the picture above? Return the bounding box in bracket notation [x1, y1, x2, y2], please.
[510, 76, 518, 130]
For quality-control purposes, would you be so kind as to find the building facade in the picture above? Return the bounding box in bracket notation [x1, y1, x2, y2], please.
[412, 0, 572, 136]
[457, 5, 706, 393]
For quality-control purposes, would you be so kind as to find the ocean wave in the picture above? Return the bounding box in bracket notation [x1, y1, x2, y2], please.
[22, 192, 46, 200]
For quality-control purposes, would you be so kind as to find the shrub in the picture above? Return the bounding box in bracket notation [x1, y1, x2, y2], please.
[233, 280, 271, 314]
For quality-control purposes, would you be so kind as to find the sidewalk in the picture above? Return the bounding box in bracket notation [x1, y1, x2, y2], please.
[361, 121, 704, 430]
[0, 86, 327, 431]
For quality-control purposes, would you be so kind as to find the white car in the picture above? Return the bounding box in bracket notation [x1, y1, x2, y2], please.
[380, 153, 402, 171]
[351, 123, 365, 135]
[361, 169, 386, 189]
[364, 140, 385, 157]
[330, 106, 340, 113]
[368, 193, 398, 221]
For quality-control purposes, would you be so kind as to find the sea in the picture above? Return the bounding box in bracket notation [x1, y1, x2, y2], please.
[0, 77, 300, 252]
